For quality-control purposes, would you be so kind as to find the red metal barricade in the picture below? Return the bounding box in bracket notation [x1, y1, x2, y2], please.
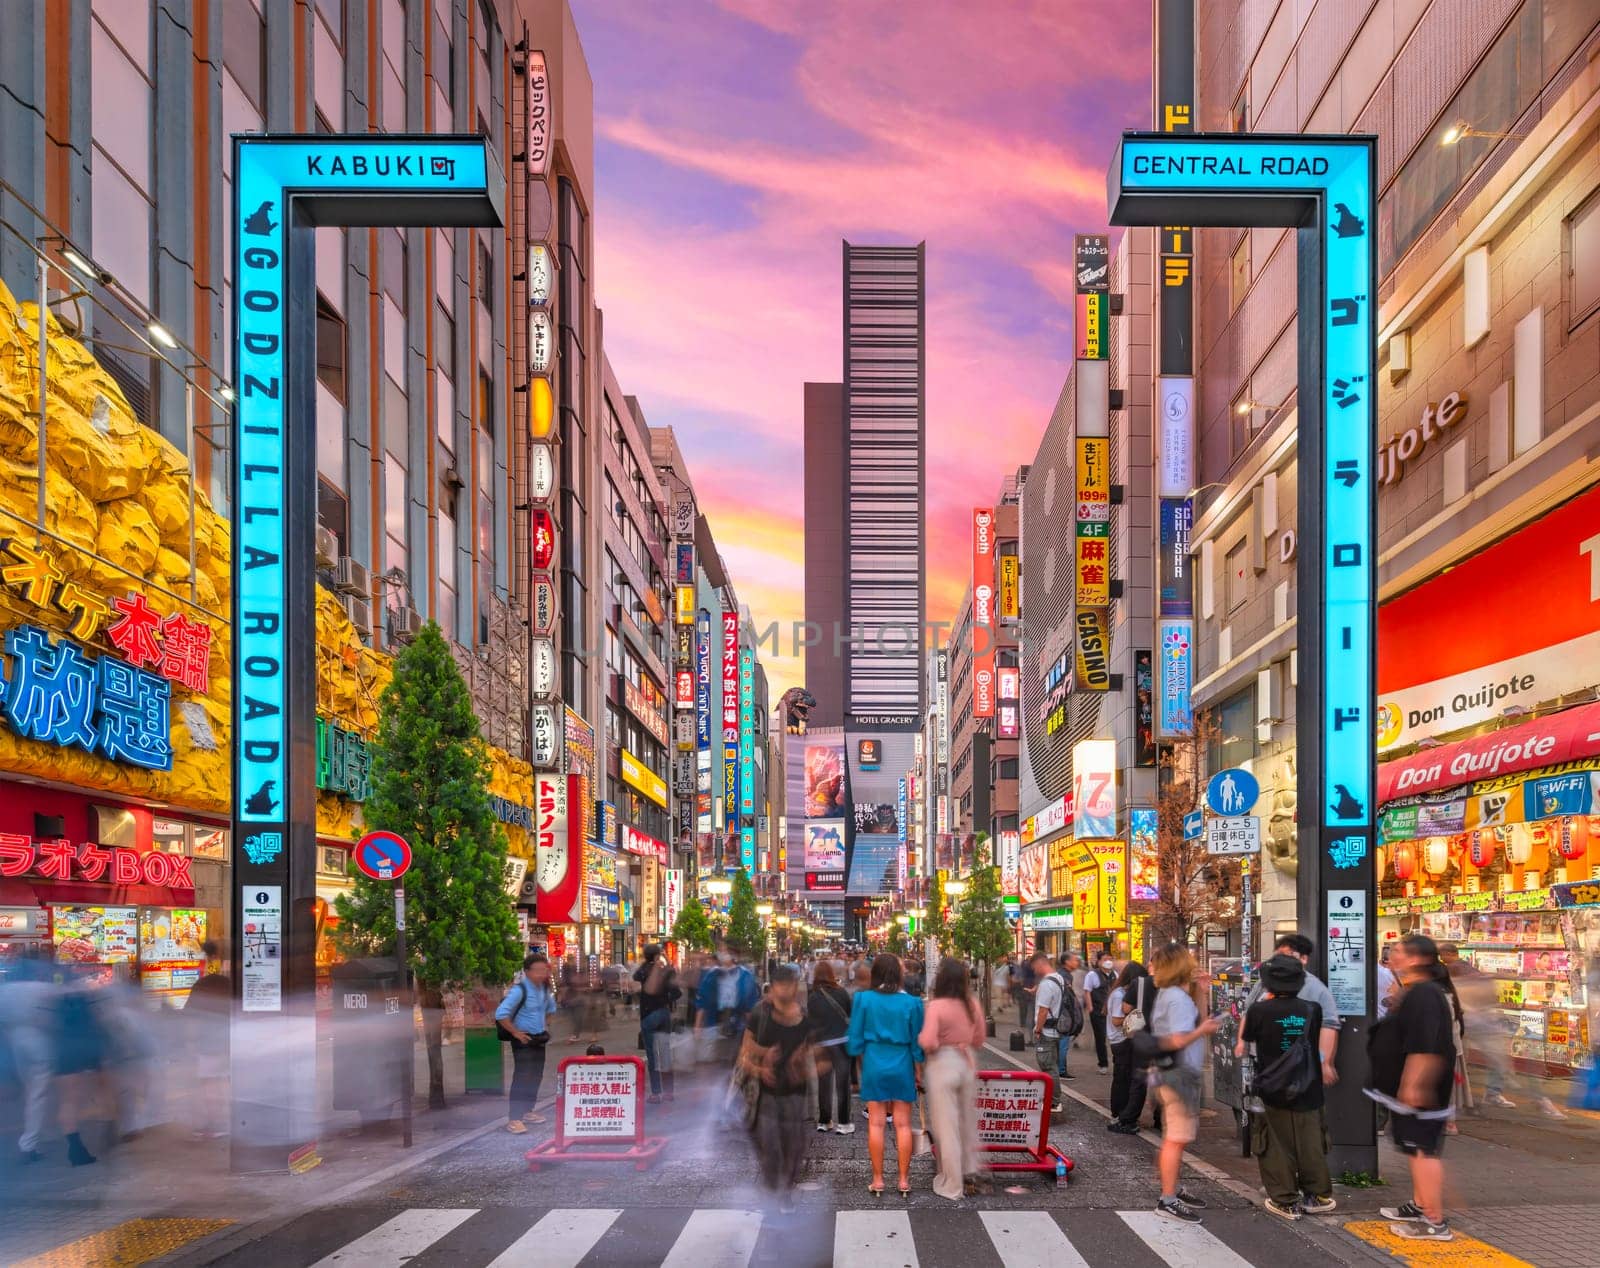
[971, 1068, 1073, 1178]
[525, 1054, 667, 1172]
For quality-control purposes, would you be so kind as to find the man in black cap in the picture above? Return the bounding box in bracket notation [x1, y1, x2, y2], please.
[1239, 953, 1335, 1221]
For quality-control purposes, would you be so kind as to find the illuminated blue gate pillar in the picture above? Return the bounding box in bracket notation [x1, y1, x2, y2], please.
[231, 135, 502, 1170]
[1109, 132, 1378, 1173]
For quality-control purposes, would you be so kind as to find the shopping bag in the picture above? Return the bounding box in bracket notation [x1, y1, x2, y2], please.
[912, 1094, 934, 1157]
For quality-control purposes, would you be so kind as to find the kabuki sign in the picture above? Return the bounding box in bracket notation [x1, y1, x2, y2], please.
[1109, 129, 1378, 1170]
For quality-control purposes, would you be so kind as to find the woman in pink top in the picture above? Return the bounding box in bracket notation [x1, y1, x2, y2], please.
[919, 957, 991, 1199]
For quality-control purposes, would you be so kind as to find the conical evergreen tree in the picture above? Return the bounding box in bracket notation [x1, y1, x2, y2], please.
[670, 899, 714, 952]
[726, 868, 767, 961]
[334, 622, 521, 1108]
[950, 838, 1012, 1018]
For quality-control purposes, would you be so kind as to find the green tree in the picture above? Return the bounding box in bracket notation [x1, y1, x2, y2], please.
[333, 622, 520, 1109]
[671, 899, 714, 951]
[725, 868, 767, 961]
[886, 924, 909, 958]
[950, 839, 1013, 1019]
[927, 871, 953, 952]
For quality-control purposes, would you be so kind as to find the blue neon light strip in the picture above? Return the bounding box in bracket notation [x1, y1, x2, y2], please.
[1120, 136, 1373, 829]
[232, 137, 492, 826]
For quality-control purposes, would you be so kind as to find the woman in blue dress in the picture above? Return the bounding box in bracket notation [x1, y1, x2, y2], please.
[846, 954, 925, 1197]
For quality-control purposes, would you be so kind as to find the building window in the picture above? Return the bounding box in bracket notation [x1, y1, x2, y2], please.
[1231, 87, 1248, 133]
[316, 297, 346, 403]
[318, 477, 350, 554]
[1228, 236, 1250, 314]
[1570, 186, 1600, 328]
[1210, 689, 1256, 773]
[223, 0, 266, 113]
[1384, 1, 1595, 269]
[1225, 538, 1249, 614]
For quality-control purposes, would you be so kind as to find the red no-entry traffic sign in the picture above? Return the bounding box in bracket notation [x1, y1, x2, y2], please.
[353, 830, 412, 882]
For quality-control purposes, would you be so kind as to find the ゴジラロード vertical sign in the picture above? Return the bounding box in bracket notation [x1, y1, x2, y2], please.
[230, 134, 501, 1168]
[1108, 129, 1377, 1170]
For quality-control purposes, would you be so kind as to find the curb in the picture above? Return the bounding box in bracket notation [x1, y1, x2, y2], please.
[154, 1093, 556, 1266]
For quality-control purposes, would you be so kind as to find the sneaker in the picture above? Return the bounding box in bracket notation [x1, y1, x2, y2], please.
[1050, 1102, 1065, 1114]
[1098, 1066, 1110, 1075]
[817, 1122, 832, 1133]
[1156, 1196, 1201, 1224]
[1485, 1093, 1516, 1108]
[1299, 1195, 1338, 1215]
[836, 1122, 856, 1135]
[1540, 1098, 1568, 1120]
[1107, 1121, 1141, 1134]
[1392, 1220, 1453, 1241]
[1174, 1190, 1208, 1210]
[1264, 1198, 1302, 1221]
[1061, 1071, 1077, 1080]
[1379, 1201, 1426, 1222]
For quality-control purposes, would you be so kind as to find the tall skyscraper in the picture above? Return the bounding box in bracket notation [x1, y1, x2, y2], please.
[796, 243, 926, 903]
[842, 241, 926, 728]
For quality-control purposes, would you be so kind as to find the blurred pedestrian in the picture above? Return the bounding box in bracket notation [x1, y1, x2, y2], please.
[559, 955, 583, 1043]
[846, 955, 924, 1198]
[1032, 952, 1083, 1102]
[52, 978, 114, 1166]
[808, 961, 853, 1133]
[738, 965, 819, 1211]
[1014, 953, 1037, 1033]
[681, 951, 706, 1029]
[185, 941, 232, 1140]
[695, 941, 760, 1066]
[0, 951, 54, 1162]
[1107, 960, 1153, 1133]
[635, 944, 681, 1102]
[1143, 944, 1219, 1223]
[1238, 954, 1335, 1220]
[1085, 952, 1115, 1074]
[496, 953, 558, 1133]
[1370, 934, 1459, 1242]
[919, 957, 989, 1200]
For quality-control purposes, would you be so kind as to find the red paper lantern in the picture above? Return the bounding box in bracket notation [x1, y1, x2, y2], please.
[1559, 817, 1590, 861]
[1392, 841, 1417, 881]
[1467, 829, 1497, 869]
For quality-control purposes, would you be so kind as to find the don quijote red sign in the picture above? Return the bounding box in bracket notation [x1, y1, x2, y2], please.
[0, 834, 195, 887]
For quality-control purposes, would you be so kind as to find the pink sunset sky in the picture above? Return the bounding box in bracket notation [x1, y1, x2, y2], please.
[574, 0, 1153, 695]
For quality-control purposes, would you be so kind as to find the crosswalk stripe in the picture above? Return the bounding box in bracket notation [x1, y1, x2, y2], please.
[308, 1208, 478, 1266]
[834, 1209, 919, 1267]
[659, 1209, 763, 1268]
[978, 1210, 1091, 1268]
[1118, 1210, 1254, 1268]
[486, 1208, 621, 1268]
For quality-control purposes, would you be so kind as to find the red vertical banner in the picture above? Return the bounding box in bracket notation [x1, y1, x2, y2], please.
[535, 771, 581, 925]
[972, 508, 996, 718]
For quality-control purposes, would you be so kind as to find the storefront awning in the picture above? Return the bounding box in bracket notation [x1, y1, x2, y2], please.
[1378, 700, 1600, 805]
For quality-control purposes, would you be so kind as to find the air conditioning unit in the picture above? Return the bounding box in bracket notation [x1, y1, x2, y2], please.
[334, 556, 371, 597]
[389, 605, 423, 643]
[315, 525, 339, 569]
[344, 594, 372, 639]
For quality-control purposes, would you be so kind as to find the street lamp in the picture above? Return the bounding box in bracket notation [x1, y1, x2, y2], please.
[1440, 120, 1523, 146]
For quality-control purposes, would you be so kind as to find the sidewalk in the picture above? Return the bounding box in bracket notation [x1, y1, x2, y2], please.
[0, 1002, 647, 1265]
[1015, 1025, 1600, 1267]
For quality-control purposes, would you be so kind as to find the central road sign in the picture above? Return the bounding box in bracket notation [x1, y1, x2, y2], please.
[1109, 129, 1378, 1174]
[353, 830, 413, 882]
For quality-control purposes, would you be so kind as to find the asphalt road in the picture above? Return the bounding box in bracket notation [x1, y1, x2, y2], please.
[164, 1050, 1378, 1268]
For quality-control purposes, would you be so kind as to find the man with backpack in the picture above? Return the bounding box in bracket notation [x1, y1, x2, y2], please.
[1032, 951, 1084, 1109]
[1239, 954, 1336, 1220]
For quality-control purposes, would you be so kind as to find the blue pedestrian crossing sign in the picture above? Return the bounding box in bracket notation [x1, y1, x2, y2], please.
[1206, 768, 1258, 818]
[1183, 810, 1204, 841]
[354, 830, 413, 882]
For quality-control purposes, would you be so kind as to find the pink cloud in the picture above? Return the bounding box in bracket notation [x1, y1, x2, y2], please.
[580, 1, 1148, 695]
